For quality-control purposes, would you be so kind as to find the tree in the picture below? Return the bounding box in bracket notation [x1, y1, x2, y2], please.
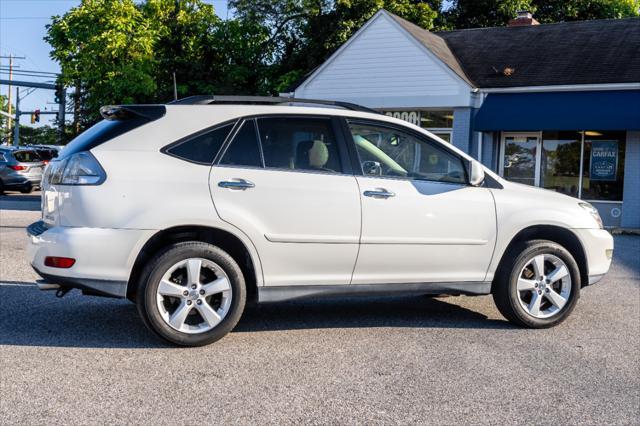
[0, 95, 14, 143]
[141, 0, 220, 100]
[444, 0, 639, 29]
[532, 0, 639, 23]
[46, 0, 158, 129]
[443, 0, 534, 29]
[18, 125, 63, 146]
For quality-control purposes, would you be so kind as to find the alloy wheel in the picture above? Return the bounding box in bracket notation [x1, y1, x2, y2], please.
[155, 258, 232, 334]
[516, 253, 572, 319]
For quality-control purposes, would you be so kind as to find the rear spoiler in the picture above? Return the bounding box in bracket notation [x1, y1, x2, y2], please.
[99, 105, 166, 121]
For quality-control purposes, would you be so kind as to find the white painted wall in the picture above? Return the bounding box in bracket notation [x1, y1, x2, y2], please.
[294, 12, 473, 108]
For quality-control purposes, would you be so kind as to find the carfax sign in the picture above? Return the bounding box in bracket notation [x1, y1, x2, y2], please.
[589, 140, 618, 181]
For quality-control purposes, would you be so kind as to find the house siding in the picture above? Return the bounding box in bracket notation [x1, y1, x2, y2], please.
[452, 108, 473, 153]
[295, 13, 472, 108]
[621, 131, 640, 228]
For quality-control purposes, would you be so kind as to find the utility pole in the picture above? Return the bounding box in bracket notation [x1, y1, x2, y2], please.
[13, 87, 20, 146]
[173, 72, 178, 101]
[0, 54, 26, 141]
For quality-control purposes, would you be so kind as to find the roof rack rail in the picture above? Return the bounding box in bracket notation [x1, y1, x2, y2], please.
[167, 95, 379, 114]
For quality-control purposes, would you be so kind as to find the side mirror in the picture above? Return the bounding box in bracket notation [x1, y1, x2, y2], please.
[469, 160, 485, 186]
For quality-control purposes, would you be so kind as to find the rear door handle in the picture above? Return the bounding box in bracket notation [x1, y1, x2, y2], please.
[218, 179, 255, 190]
[363, 189, 395, 198]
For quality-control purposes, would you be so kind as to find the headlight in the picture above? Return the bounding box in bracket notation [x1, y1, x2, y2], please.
[48, 152, 106, 185]
[579, 202, 603, 229]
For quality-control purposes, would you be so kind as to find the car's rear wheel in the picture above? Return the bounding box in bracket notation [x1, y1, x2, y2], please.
[137, 242, 246, 346]
[0, 179, 4, 195]
[493, 239, 581, 328]
[19, 184, 33, 194]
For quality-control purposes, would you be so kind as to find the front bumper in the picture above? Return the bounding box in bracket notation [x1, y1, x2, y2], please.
[27, 221, 155, 298]
[573, 228, 614, 285]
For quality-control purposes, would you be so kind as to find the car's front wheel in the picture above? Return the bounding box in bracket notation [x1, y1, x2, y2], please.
[493, 240, 581, 328]
[137, 242, 246, 346]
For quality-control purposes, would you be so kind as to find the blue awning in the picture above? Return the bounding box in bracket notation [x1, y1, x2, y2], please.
[474, 90, 640, 131]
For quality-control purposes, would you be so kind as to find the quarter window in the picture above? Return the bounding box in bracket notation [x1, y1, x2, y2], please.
[219, 120, 263, 168]
[257, 117, 342, 173]
[348, 121, 467, 184]
[166, 123, 234, 164]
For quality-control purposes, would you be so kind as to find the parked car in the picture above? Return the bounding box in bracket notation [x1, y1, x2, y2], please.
[27, 97, 613, 346]
[0, 147, 45, 194]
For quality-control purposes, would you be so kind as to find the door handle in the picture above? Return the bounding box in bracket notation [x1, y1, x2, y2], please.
[218, 179, 255, 190]
[363, 189, 395, 198]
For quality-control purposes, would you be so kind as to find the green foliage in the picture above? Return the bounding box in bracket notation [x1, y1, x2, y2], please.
[18, 125, 63, 146]
[141, 0, 220, 100]
[46, 0, 157, 126]
[0, 95, 14, 142]
[443, 0, 535, 29]
[444, 0, 639, 28]
[532, 0, 639, 23]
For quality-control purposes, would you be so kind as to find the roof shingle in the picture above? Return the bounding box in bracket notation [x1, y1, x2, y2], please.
[438, 17, 640, 88]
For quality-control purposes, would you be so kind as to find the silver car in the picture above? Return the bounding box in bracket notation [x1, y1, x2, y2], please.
[0, 147, 45, 194]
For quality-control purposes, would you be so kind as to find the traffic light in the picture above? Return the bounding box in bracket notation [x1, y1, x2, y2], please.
[54, 84, 63, 104]
[30, 113, 35, 124]
[34, 109, 40, 123]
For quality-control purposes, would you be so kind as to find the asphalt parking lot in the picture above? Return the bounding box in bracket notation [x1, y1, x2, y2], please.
[0, 197, 638, 425]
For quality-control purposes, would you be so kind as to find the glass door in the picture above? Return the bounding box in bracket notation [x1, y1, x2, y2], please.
[500, 133, 540, 186]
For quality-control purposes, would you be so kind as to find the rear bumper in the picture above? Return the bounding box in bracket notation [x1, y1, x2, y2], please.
[2, 175, 32, 189]
[32, 266, 127, 297]
[27, 221, 155, 298]
[573, 228, 614, 285]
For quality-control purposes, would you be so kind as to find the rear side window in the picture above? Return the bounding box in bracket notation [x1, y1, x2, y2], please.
[166, 123, 234, 165]
[257, 117, 342, 173]
[13, 150, 41, 163]
[219, 120, 263, 168]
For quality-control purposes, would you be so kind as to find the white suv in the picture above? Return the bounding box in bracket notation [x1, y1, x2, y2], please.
[27, 96, 614, 346]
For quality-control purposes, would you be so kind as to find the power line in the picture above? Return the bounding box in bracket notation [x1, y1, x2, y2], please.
[0, 67, 58, 76]
[0, 17, 51, 20]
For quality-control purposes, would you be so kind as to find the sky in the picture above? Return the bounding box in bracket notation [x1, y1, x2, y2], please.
[0, 0, 230, 127]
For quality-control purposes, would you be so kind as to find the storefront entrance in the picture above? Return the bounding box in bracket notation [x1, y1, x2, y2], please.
[498, 131, 627, 227]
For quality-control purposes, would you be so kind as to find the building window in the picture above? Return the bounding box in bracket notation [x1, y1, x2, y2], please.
[380, 110, 453, 143]
[581, 131, 626, 202]
[540, 131, 582, 198]
[501, 130, 626, 202]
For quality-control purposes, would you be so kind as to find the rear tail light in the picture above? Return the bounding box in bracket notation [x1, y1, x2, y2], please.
[8, 165, 27, 171]
[44, 256, 76, 268]
[48, 151, 106, 185]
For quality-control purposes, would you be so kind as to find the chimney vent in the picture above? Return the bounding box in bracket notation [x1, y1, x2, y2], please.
[508, 10, 539, 27]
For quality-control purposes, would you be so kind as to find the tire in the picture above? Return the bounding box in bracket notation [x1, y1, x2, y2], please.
[0, 180, 4, 195]
[19, 185, 33, 194]
[136, 241, 246, 346]
[493, 239, 581, 328]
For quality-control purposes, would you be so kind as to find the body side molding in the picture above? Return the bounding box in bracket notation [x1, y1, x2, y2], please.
[258, 281, 491, 303]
